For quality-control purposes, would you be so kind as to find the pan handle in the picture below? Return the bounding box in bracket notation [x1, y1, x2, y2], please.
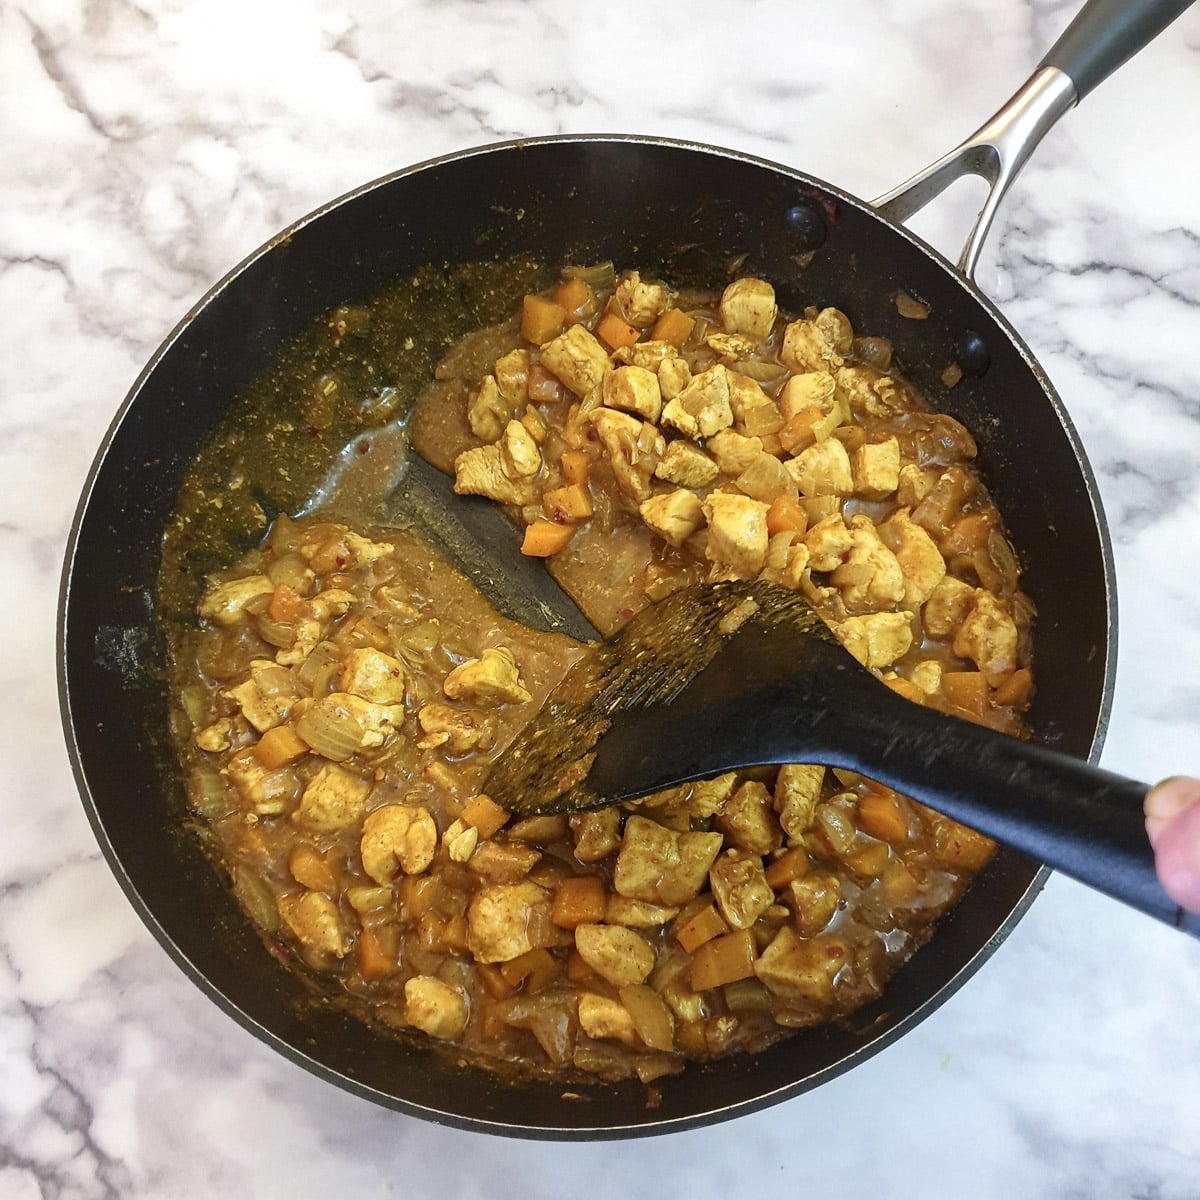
[872, 0, 1194, 279]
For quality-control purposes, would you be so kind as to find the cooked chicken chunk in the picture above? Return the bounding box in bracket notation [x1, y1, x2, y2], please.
[222, 660, 294, 733]
[443, 647, 531, 706]
[834, 611, 914, 670]
[780, 313, 846, 374]
[361, 803, 438, 881]
[224, 747, 297, 816]
[879, 508, 947, 608]
[715, 780, 782, 855]
[727, 374, 783, 438]
[570, 808, 622, 863]
[590, 407, 663, 503]
[709, 849, 774, 929]
[293, 763, 371, 831]
[404, 976, 469, 1040]
[953, 590, 1019, 685]
[603, 365, 663, 422]
[658, 355, 692, 401]
[661, 364, 734, 439]
[577, 993, 641, 1048]
[702, 493, 770, 579]
[453, 443, 538, 506]
[706, 429, 764, 475]
[501, 419, 542, 478]
[654, 440, 719, 488]
[830, 515, 906, 612]
[923, 575, 977, 639]
[199, 575, 274, 627]
[613, 816, 723, 907]
[640, 489, 705, 549]
[416, 703, 491, 754]
[574, 923, 655, 986]
[279, 890, 351, 958]
[774, 763, 826, 841]
[298, 692, 406, 756]
[466, 880, 551, 963]
[805, 513, 854, 572]
[539, 324, 613, 397]
[467, 374, 510, 442]
[787, 437, 854, 497]
[779, 371, 836, 419]
[613, 270, 672, 327]
[719, 277, 777, 337]
[852, 438, 901, 500]
[339, 647, 406, 705]
[755, 927, 848, 1002]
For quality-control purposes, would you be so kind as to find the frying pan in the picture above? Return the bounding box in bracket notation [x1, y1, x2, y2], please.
[58, 0, 1190, 1138]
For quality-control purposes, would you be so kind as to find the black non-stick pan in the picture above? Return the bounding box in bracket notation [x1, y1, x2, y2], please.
[58, 0, 1192, 1137]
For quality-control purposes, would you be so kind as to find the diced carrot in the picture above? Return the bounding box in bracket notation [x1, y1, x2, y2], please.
[690, 929, 758, 991]
[560, 449, 590, 486]
[552, 277, 594, 322]
[650, 307, 695, 348]
[521, 518, 576, 557]
[595, 310, 641, 351]
[521, 294, 567, 344]
[355, 926, 398, 980]
[476, 963, 515, 1000]
[267, 582, 302, 624]
[941, 670, 989, 717]
[397, 874, 439, 918]
[551, 875, 607, 928]
[994, 667, 1033, 709]
[857, 792, 909, 843]
[527, 363, 565, 404]
[764, 846, 809, 889]
[675, 902, 729, 954]
[253, 724, 309, 769]
[441, 913, 469, 953]
[460, 793, 510, 839]
[542, 483, 593, 522]
[778, 406, 823, 453]
[565, 948, 596, 985]
[765, 495, 808, 537]
[845, 842, 891, 878]
[936, 821, 996, 871]
[883, 674, 925, 704]
[498, 947, 560, 993]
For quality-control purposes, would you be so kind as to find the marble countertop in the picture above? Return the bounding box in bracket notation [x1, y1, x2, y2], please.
[5, 0, 1200, 1195]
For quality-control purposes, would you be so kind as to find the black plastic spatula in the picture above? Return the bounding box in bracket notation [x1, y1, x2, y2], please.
[485, 580, 1199, 936]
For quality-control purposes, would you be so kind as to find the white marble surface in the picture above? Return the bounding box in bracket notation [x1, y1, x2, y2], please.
[4, 0, 1200, 1194]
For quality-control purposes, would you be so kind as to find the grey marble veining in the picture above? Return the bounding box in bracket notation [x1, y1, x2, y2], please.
[3, 0, 1199, 1196]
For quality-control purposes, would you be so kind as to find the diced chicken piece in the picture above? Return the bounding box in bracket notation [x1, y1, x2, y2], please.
[879, 508, 947, 608]
[710, 849, 774, 930]
[577, 993, 641, 1048]
[590, 407, 664, 504]
[615, 339, 678, 370]
[787, 438, 854, 497]
[706, 429, 764, 475]
[805, 514, 854, 572]
[443, 647, 531, 706]
[224, 747, 297, 816]
[719, 277, 777, 338]
[453, 444, 538, 506]
[779, 539, 812, 591]
[501, 419, 542, 478]
[299, 692, 405, 755]
[222, 659, 294, 733]
[835, 366, 903, 419]
[494, 348, 531, 402]
[639, 489, 705, 549]
[539, 324, 613, 397]
[342, 532, 395, 569]
[661, 365, 734, 439]
[852, 438, 901, 500]
[655, 440, 719, 488]
[786, 873, 842, 936]
[339, 647, 406, 705]
[727, 374, 783, 438]
[834, 612, 914, 671]
[613, 816, 723, 907]
[467, 375, 510, 442]
[830, 515, 906, 612]
[466, 880, 551, 963]
[716, 780, 782, 855]
[702, 493, 770, 580]
[781, 312, 846, 374]
[706, 331, 759, 360]
[279, 890, 351, 958]
[735, 452, 796, 504]
[574, 923, 655, 986]
[658, 355, 692, 400]
[199, 575, 274, 627]
[775, 764, 826, 841]
[570, 808, 621, 863]
[404, 976, 469, 1040]
[779, 371, 836, 420]
[953, 591, 1019, 685]
[416, 703, 492, 754]
[910, 660, 943, 695]
[360, 803, 438, 882]
[467, 840, 542, 884]
[923, 575, 977, 639]
[194, 720, 231, 752]
[293, 763, 371, 831]
[755, 927, 848, 1001]
[897, 463, 940, 508]
[308, 589, 358, 621]
[613, 270, 672, 327]
[604, 896, 679, 927]
[603, 364, 662, 422]
[687, 771, 739, 818]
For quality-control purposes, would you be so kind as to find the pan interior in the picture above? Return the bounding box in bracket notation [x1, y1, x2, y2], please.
[59, 136, 1114, 1137]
